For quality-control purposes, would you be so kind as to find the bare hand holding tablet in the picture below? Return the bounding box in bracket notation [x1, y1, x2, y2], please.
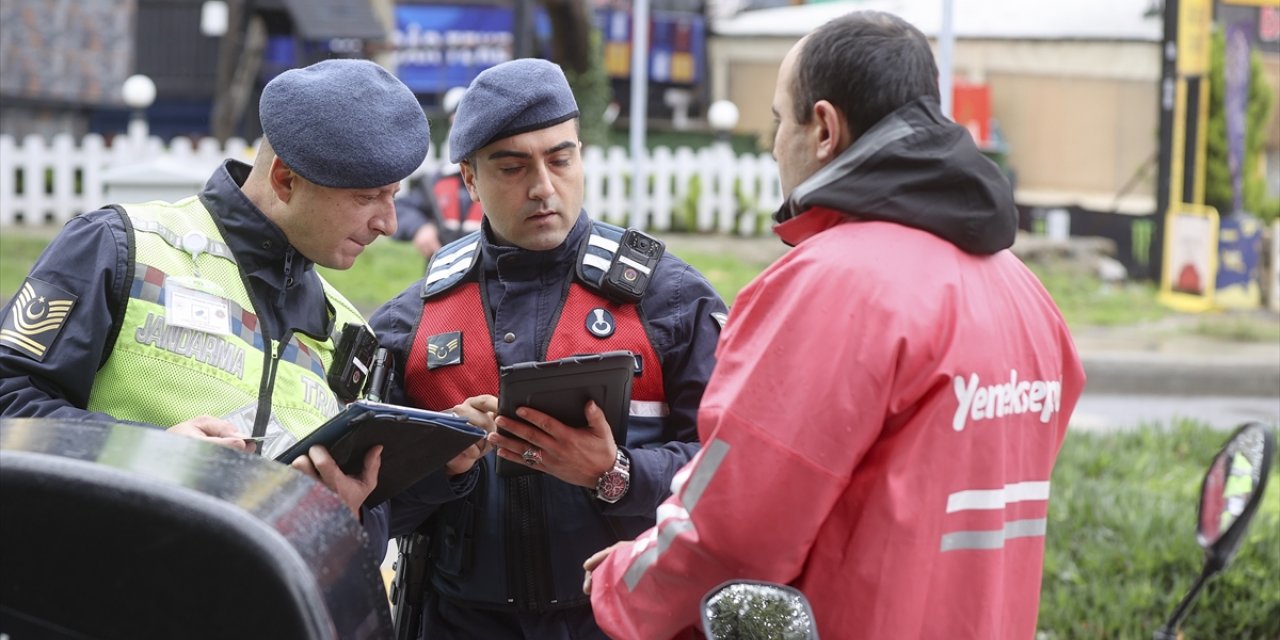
[275, 399, 486, 507]
[495, 351, 635, 478]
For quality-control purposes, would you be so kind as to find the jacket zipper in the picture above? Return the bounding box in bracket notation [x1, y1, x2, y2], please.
[506, 475, 554, 610]
[253, 246, 297, 441]
[251, 337, 284, 439]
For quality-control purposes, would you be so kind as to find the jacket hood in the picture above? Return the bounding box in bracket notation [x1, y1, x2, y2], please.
[774, 97, 1017, 254]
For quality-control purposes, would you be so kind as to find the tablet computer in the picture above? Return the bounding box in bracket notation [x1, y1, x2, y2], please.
[496, 350, 636, 477]
[275, 399, 486, 507]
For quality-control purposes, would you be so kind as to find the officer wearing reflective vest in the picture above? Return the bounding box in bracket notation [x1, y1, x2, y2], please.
[0, 59, 431, 518]
[369, 59, 727, 639]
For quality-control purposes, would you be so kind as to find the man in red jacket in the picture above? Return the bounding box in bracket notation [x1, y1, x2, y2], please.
[585, 10, 1085, 639]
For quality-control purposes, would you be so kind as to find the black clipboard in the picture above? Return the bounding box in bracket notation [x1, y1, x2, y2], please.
[496, 350, 635, 477]
[275, 399, 485, 507]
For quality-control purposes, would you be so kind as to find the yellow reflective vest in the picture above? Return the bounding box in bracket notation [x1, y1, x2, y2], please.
[86, 196, 366, 457]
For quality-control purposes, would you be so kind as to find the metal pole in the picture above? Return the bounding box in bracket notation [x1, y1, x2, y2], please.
[1155, 0, 1177, 218]
[1152, 0, 1177, 284]
[629, 0, 650, 225]
[513, 0, 533, 58]
[938, 0, 955, 118]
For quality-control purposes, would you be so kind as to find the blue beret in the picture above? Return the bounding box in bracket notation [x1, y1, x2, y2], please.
[448, 58, 580, 163]
[260, 59, 430, 189]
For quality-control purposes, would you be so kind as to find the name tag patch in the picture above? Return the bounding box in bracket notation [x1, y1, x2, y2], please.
[164, 280, 231, 336]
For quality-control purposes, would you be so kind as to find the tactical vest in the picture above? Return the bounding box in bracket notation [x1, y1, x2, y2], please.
[86, 197, 367, 457]
[403, 222, 666, 421]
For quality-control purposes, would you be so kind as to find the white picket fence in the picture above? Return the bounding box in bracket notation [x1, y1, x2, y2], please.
[0, 132, 783, 235]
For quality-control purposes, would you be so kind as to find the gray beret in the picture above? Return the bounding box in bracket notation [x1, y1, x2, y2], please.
[448, 58, 580, 163]
[260, 59, 430, 189]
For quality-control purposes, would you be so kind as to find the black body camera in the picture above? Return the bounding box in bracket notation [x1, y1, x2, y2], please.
[328, 323, 379, 403]
[601, 229, 665, 304]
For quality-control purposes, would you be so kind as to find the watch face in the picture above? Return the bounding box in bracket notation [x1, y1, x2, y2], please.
[599, 471, 628, 501]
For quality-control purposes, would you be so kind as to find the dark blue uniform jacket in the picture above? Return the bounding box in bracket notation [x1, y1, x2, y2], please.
[369, 212, 726, 614]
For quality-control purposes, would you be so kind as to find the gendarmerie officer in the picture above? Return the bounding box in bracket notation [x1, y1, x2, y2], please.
[370, 58, 727, 639]
[0, 59, 430, 518]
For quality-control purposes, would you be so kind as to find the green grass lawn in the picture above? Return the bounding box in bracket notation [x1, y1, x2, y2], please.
[1039, 421, 1279, 639]
[1190, 315, 1280, 343]
[668, 248, 768, 306]
[313, 239, 427, 312]
[0, 226, 58, 301]
[1029, 264, 1170, 328]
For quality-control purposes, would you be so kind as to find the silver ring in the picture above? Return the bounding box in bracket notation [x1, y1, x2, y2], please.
[522, 448, 544, 466]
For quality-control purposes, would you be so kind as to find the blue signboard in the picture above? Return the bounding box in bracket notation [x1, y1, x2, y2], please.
[597, 9, 704, 85]
[393, 4, 515, 94]
[1215, 213, 1263, 306]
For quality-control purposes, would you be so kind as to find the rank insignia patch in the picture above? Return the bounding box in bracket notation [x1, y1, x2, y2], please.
[426, 331, 463, 369]
[1, 278, 77, 361]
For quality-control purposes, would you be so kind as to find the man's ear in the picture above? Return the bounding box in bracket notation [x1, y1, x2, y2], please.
[268, 156, 298, 203]
[812, 100, 851, 161]
[459, 160, 480, 202]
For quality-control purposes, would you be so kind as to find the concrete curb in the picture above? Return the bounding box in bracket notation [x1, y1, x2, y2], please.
[1071, 312, 1280, 398]
[1080, 355, 1280, 398]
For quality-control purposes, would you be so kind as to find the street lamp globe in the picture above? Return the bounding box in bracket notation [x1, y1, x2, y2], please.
[122, 74, 156, 141]
[707, 100, 740, 133]
[122, 74, 157, 110]
[442, 86, 467, 117]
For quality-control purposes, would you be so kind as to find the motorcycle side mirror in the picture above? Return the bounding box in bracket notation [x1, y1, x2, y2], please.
[700, 580, 819, 640]
[1154, 421, 1275, 640]
[1196, 421, 1273, 565]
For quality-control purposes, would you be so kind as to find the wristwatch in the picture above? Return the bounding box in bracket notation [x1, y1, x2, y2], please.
[594, 448, 631, 503]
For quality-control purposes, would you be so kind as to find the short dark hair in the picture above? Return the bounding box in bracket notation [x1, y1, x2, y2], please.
[792, 11, 940, 137]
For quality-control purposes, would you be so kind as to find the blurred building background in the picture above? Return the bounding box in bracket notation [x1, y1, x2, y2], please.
[708, 0, 1280, 216]
[1, 0, 137, 139]
[1, 0, 1276, 235]
[1, 0, 395, 141]
[0, 0, 712, 143]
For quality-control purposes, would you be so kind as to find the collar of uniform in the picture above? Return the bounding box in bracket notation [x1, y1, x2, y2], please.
[774, 207, 850, 247]
[480, 211, 589, 282]
[199, 160, 332, 340]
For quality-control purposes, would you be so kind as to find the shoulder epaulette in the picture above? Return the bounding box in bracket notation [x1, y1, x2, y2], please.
[420, 231, 483, 298]
[423, 222, 646, 299]
[576, 220, 626, 292]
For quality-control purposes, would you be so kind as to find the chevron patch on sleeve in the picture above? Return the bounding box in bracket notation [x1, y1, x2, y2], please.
[1, 278, 78, 361]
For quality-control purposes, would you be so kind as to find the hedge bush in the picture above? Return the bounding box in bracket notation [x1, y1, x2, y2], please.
[1038, 420, 1279, 639]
